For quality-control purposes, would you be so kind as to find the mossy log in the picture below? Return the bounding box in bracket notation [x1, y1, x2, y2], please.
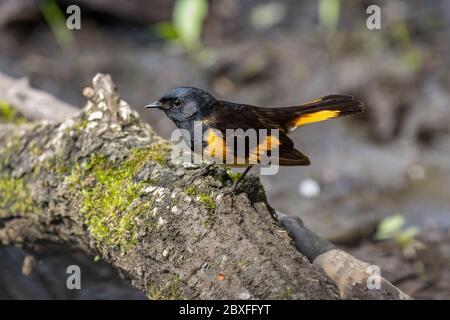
[0, 74, 339, 299]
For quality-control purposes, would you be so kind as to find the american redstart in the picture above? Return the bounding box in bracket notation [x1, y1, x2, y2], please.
[145, 87, 363, 187]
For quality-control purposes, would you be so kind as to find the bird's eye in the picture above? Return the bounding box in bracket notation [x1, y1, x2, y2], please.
[173, 99, 181, 107]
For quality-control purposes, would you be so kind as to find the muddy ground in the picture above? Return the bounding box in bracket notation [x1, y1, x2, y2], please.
[0, 0, 449, 299]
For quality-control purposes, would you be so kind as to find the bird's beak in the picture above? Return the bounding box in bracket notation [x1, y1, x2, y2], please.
[144, 101, 160, 109]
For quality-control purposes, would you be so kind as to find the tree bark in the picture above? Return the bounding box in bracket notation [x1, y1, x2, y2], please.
[0, 73, 339, 299]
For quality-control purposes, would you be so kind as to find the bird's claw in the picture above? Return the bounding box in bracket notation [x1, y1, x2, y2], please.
[187, 163, 214, 184]
[221, 180, 243, 197]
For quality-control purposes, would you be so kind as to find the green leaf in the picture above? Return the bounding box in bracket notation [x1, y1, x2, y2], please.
[153, 21, 179, 41]
[318, 0, 341, 32]
[391, 22, 411, 46]
[395, 226, 420, 247]
[403, 49, 423, 71]
[250, 3, 286, 30]
[173, 0, 208, 50]
[374, 214, 405, 240]
[39, 0, 74, 49]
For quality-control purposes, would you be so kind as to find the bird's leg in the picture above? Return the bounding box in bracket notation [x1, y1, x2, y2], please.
[221, 165, 254, 197]
[233, 165, 253, 189]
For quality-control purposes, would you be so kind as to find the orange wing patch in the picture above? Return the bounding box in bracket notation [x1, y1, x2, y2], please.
[204, 129, 281, 166]
[203, 129, 228, 160]
[248, 135, 281, 163]
[289, 110, 340, 129]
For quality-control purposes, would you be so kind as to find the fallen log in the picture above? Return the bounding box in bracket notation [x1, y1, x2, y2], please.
[277, 213, 412, 299]
[0, 72, 77, 122]
[0, 73, 339, 299]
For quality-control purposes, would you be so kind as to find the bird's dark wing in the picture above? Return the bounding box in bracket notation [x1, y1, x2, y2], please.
[276, 145, 311, 166]
[267, 131, 310, 166]
[203, 100, 272, 130]
[202, 101, 310, 166]
[210, 95, 363, 133]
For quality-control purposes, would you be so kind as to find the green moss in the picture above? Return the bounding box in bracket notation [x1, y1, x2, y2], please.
[184, 186, 216, 210]
[199, 193, 216, 211]
[148, 142, 171, 166]
[0, 177, 36, 214]
[0, 134, 23, 174]
[31, 144, 42, 156]
[54, 158, 70, 175]
[68, 117, 89, 133]
[0, 101, 26, 124]
[66, 145, 166, 251]
[203, 211, 216, 228]
[65, 162, 81, 185]
[32, 155, 70, 177]
[184, 185, 197, 196]
[273, 287, 294, 300]
[149, 274, 183, 300]
[79, 119, 89, 130]
[226, 168, 242, 183]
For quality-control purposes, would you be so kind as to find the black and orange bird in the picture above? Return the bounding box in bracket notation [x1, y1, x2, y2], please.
[145, 87, 363, 188]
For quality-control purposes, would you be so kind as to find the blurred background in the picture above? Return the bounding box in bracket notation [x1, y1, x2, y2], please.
[0, 0, 449, 299]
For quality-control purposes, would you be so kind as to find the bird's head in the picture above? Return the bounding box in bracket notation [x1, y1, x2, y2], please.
[145, 87, 216, 122]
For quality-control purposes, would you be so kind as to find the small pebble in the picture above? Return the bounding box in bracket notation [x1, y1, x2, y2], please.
[407, 164, 426, 180]
[298, 178, 321, 198]
[238, 292, 251, 300]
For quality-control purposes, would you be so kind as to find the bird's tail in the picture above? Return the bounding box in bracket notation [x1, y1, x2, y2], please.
[287, 95, 364, 129]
